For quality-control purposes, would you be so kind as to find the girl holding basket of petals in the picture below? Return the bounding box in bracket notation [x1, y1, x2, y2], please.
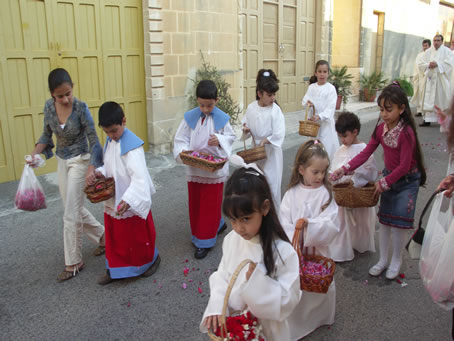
[302, 60, 340, 160]
[201, 156, 301, 340]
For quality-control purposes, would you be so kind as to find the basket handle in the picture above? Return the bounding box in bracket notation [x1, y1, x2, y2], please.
[304, 104, 315, 120]
[243, 135, 257, 151]
[209, 259, 255, 338]
[291, 221, 315, 258]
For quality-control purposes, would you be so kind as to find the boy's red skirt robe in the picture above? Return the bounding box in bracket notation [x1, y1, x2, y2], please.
[188, 182, 224, 248]
[104, 211, 158, 278]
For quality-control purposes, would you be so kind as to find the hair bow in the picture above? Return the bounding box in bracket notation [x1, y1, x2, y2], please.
[229, 154, 264, 175]
[263, 71, 270, 77]
[391, 80, 401, 88]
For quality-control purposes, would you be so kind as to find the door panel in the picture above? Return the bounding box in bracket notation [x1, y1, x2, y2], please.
[242, 0, 315, 113]
[0, 0, 147, 182]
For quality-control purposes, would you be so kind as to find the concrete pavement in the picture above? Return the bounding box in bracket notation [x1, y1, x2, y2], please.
[0, 101, 452, 340]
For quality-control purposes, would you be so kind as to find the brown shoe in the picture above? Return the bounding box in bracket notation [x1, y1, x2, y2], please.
[142, 255, 161, 278]
[97, 270, 114, 285]
[93, 245, 105, 256]
[57, 262, 84, 282]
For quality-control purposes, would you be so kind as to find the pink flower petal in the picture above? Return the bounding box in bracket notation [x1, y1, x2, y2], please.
[198, 287, 203, 294]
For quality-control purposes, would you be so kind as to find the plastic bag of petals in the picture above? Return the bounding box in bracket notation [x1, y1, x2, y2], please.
[15, 164, 46, 211]
[213, 311, 266, 341]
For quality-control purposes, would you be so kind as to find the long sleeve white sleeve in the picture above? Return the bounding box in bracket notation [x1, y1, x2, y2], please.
[241, 247, 301, 322]
[304, 199, 340, 248]
[121, 147, 153, 219]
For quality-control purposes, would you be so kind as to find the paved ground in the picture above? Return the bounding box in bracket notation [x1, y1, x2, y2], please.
[0, 105, 452, 340]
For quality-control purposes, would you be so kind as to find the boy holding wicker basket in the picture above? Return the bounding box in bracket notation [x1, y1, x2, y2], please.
[329, 112, 378, 262]
[173, 80, 236, 260]
[93, 102, 160, 285]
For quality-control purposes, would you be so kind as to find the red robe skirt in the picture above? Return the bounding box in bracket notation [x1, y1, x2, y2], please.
[104, 211, 158, 278]
[187, 181, 224, 248]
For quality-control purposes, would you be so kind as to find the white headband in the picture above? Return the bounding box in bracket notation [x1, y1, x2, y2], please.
[229, 154, 264, 175]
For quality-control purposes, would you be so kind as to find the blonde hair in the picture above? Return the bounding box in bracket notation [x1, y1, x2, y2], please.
[288, 139, 333, 211]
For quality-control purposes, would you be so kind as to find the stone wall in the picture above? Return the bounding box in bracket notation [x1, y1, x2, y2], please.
[143, 0, 241, 154]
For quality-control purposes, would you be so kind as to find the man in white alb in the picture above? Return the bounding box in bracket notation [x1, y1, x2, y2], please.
[418, 34, 453, 127]
[410, 39, 431, 117]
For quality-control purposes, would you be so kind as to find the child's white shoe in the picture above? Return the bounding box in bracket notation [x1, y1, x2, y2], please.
[385, 268, 400, 280]
[368, 263, 386, 277]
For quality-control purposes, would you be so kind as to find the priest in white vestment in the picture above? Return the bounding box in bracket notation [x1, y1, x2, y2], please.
[418, 35, 454, 126]
[410, 39, 431, 116]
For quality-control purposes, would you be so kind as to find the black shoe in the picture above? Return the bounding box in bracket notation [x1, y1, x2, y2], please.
[218, 223, 227, 235]
[142, 255, 161, 277]
[415, 112, 422, 117]
[195, 248, 209, 259]
[419, 121, 430, 127]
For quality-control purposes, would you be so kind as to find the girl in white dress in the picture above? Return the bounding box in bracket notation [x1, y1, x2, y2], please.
[201, 164, 301, 341]
[280, 140, 340, 339]
[329, 112, 378, 262]
[302, 60, 340, 160]
[242, 69, 286, 209]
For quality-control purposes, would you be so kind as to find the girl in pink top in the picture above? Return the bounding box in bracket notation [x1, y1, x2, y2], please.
[331, 82, 426, 280]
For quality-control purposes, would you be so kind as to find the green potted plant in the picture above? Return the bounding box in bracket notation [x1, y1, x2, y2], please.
[359, 71, 388, 102]
[393, 77, 414, 97]
[189, 52, 241, 125]
[329, 66, 353, 109]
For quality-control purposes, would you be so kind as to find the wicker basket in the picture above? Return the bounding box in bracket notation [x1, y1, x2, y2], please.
[292, 221, 335, 294]
[333, 182, 378, 208]
[207, 259, 266, 341]
[236, 136, 267, 163]
[299, 105, 320, 137]
[180, 150, 227, 173]
[84, 177, 115, 203]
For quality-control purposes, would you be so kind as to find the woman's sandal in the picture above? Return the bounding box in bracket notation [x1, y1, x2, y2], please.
[57, 263, 85, 282]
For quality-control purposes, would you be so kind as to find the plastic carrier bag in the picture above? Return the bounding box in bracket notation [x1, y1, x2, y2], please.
[14, 156, 46, 211]
[419, 192, 454, 310]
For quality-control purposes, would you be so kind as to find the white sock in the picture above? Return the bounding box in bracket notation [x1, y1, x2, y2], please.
[389, 228, 407, 272]
[376, 224, 391, 267]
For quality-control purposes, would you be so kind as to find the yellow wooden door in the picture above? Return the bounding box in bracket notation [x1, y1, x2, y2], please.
[0, 0, 147, 183]
[0, 0, 57, 180]
[242, 0, 316, 113]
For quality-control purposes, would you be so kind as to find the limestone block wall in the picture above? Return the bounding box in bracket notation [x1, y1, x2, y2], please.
[360, 0, 439, 80]
[143, 0, 241, 154]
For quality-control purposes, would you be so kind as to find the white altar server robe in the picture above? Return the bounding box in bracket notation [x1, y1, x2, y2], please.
[242, 101, 285, 208]
[330, 143, 378, 260]
[279, 184, 339, 339]
[97, 141, 155, 220]
[200, 231, 301, 341]
[173, 115, 236, 183]
[302, 82, 340, 160]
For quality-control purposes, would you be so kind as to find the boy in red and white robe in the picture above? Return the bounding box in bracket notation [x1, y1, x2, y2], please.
[94, 101, 160, 285]
[173, 80, 236, 259]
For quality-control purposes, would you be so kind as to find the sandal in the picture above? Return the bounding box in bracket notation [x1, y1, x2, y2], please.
[57, 262, 84, 282]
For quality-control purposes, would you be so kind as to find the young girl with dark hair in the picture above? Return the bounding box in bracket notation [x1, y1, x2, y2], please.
[28, 68, 105, 281]
[302, 60, 340, 160]
[201, 166, 301, 340]
[331, 82, 427, 280]
[280, 139, 339, 339]
[242, 69, 285, 209]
